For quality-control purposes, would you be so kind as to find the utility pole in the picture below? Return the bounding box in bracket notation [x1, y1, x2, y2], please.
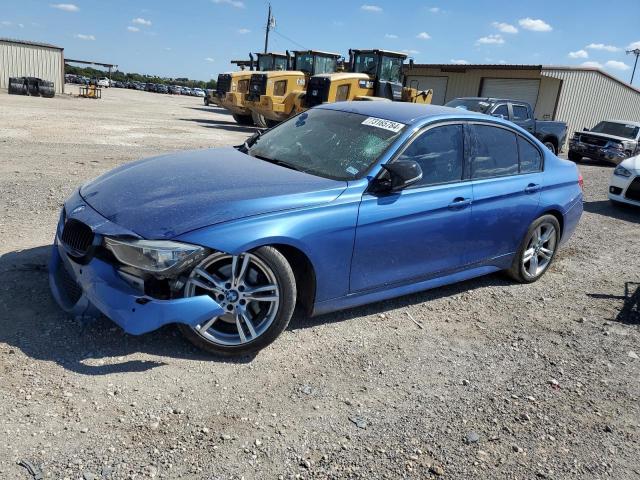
[627, 48, 640, 85]
[264, 3, 272, 54]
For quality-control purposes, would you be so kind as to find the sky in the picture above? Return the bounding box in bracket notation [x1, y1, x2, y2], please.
[1, 0, 640, 84]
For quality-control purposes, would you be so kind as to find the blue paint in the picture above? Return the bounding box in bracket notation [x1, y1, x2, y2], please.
[50, 103, 582, 337]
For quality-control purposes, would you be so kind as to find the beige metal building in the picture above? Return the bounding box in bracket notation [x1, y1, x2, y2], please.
[406, 64, 640, 147]
[0, 38, 65, 94]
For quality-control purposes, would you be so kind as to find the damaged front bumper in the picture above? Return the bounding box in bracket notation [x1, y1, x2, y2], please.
[49, 193, 223, 335]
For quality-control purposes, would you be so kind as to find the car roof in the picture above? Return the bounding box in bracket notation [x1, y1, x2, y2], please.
[317, 101, 478, 125]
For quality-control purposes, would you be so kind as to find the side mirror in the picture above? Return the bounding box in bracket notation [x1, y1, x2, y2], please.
[370, 160, 423, 193]
[491, 113, 506, 119]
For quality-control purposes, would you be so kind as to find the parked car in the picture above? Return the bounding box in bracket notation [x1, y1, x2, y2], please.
[568, 120, 640, 165]
[445, 97, 568, 155]
[134, 83, 145, 91]
[156, 84, 169, 94]
[608, 155, 640, 206]
[145, 83, 157, 93]
[97, 78, 110, 88]
[182, 87, 193, 95]
[49, 103, 583, 356]
[169, 85, 182, 95]
[192, 88, 206, 97]
[114, 81, 125, 88]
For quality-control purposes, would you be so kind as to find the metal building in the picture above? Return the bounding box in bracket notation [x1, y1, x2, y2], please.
[0, 38, 65, 94]
[406, 64, 640, 146]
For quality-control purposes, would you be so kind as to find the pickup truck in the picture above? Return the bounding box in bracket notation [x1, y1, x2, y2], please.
[445, 97, 568, 155]
[568, 120, 640, 165]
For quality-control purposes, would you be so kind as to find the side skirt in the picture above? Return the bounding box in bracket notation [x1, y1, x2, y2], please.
[312, 263, 506, 317]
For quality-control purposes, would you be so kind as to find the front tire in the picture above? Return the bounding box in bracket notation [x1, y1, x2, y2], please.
[507, 215, 560, 283]
[232, 113, 254, 126]
[179, 247, 296, 357]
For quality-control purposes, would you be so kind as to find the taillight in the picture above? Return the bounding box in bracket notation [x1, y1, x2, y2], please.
[578, 174, 584, 190]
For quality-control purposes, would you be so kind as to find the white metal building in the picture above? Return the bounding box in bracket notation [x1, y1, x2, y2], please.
[0, 38, 65, 94]
[406, 64, 640, 146]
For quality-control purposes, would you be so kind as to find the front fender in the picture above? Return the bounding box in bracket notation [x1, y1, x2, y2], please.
[174, 190, 363, 303]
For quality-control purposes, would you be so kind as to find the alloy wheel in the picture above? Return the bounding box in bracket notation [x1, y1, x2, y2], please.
[522, 222, 557, 279]
[184, 252, 280, 346]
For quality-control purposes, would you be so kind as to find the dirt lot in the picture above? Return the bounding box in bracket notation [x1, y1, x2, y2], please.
[0, 87, 638, 480]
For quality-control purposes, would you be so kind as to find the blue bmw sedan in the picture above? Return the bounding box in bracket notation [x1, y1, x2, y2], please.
[50, 102, 583, 356]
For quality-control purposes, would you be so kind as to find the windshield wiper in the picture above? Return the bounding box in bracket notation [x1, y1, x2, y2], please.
[251, 154, 307, 173]
[235, 130, 263, 153]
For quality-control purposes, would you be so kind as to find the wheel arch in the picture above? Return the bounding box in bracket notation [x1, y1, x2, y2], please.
[541, 135, 559, 152]
[538, 208, 564, 239]
[268, 243, 316, 316]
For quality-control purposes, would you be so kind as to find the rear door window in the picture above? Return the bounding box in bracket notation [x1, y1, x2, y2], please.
[397, 124, 464, 187]
[518, 136, 542, 173]
[468, 124, 519, 179]
[512, 105, 530, 121]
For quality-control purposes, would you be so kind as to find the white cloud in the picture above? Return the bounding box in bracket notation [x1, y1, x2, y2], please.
[385, 33, 398, 39]
[212, 0, 245, 8]
[74, 33, 95, 41]
[50, 3, 79, 12]
[18, 23, 24, 28]
[628, 41, 640, 50]
[361, 4, 382, 12]
[476, 34, 505, 45]
[492, 22, 518, 34]
[237, 28, 250, 34]
[0, 21, 11, 26]
[416, 32, 431, 40]
[581, 61, 603, 68]
[429, 7, 440, 13]
[205, 57, 215, 63]
[450, 59, 470, 65]
[127, 26, 140, 32]
[518, 18, 552, 32]
[605, 60, 630, 71]
[585, 43, 620, 52]
[132, 17, 152, 26]
[568, 49, 588, 59]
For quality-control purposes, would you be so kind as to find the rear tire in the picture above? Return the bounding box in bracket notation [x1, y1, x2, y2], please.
[543, 141, 557, 155]
[507, 214, 561, 283]
[568, 150, 582, 162]
[179, 246, 297, 357]
[232, 113, 254, 126]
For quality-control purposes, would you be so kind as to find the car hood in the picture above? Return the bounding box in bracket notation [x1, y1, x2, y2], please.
[80, 147, 347, 239]
[620, 154, 640, 172]
[580, 131, 635, 144]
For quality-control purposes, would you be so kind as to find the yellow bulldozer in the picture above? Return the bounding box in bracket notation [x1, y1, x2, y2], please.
[243, 50, 342, 128]
[304, 49, 432, 108]
[212, 52, 288, 125]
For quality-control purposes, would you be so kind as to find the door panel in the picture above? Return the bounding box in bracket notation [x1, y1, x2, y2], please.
[350, 183, 473, 292]
[466, 123, 542, 264]
[468, 174, 542, 264]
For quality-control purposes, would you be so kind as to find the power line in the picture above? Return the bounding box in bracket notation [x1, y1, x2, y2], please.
[271, 29, 307, 50]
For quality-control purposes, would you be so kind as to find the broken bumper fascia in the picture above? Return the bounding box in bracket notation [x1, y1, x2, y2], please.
[49, 196, 224, 335]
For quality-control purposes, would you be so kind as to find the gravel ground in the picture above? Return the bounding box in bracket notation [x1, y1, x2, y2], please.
[0, 87, 638, 480]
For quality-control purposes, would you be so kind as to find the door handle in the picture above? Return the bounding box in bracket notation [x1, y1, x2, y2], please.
[448, 197, 472, 209]
[524, 183, 540, 194]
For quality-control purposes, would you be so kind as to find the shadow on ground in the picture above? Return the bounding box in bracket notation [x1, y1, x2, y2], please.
[583, 200, 640, 224]
[188, 106, 232, 116]
[587, 282, 640, 325]
[0, 246, 256, 376]
[179, 117, 257, 133]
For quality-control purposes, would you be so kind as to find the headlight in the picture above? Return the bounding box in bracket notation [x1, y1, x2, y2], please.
[613, 165, 632, 178]
[104, 237, 206, 274]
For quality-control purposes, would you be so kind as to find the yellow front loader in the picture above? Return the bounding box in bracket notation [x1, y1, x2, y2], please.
[243, 50, 341, 128]
[304, 49, 432, 108]
[214, 53, 288, 125]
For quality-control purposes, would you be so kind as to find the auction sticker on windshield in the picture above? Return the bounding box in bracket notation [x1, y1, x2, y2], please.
[361, 117, 405, 133]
